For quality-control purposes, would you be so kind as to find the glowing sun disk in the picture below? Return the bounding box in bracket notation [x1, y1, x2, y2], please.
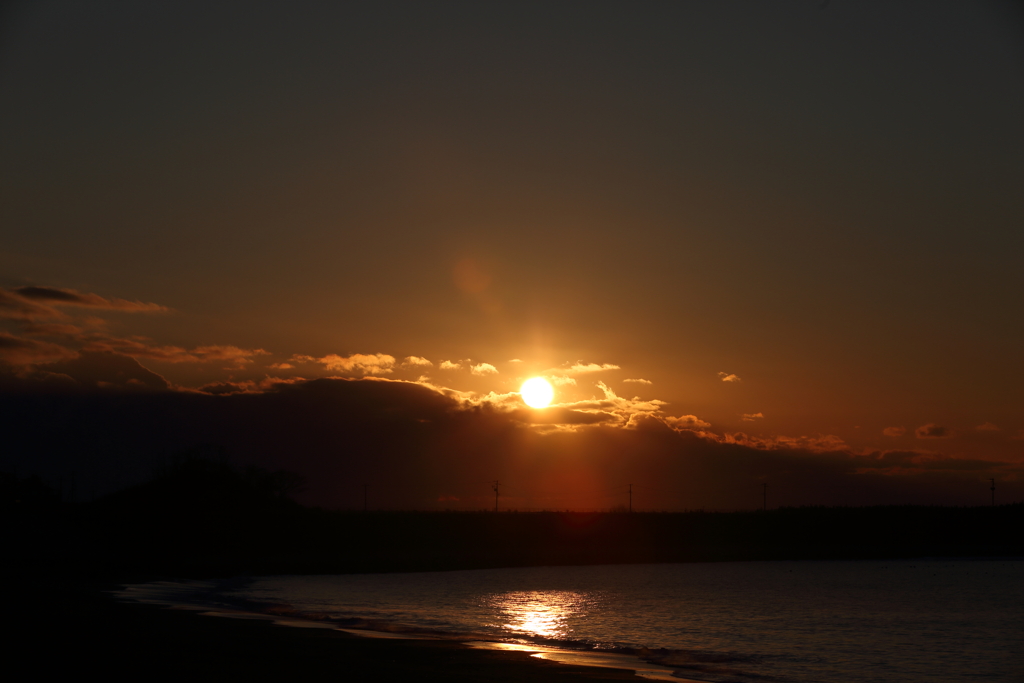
[521, 377, 554, 409]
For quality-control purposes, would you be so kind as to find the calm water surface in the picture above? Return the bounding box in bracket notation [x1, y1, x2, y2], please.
[120, 560, 1023, 683]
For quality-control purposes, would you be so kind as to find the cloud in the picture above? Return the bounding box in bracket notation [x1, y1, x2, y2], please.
[4, 375, 1022, 508]
[402, 356, 433, 367]
[718, 372, 741, 383]
[915, 423, 953, 439]
[508, 358, 523, 363]
[593, 381, 667, 427]
[664, 414, 711, 430]
[439, 360, 461, 370]
[43, 351, 170, 391]
[723, 431, 848, 452]
[269, 362, 294, 370]
[741, 412, 764, 422]
[8, 286, 167, 313]
[192, 345, 269, 364]
[976, 422, 1000, 432]
[21, 323, 85, 337]
[80, 336, 268, 365]
[882, 426, 907, 437]
[317, 353, 396, 375]
[549, 376, 577, 387]
[511, 406, 618, 425]
[623, 378, 652, 385]
[198, 376, 307, 395]
[475, 380, 671, 432]
[565, 362, 620, 374]
[0, 289, 62, 321]
[470, 363, 498, 376]
[0, 332, 78, 365]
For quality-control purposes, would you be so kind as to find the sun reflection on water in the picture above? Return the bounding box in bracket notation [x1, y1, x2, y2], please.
[487, 591, 593, 640]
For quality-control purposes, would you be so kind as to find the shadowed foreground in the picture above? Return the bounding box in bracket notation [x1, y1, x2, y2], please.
[10, 575, 645, 682]
[5, 462, 1020, 681]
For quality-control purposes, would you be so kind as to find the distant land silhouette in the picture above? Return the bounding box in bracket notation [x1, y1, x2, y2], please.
[5, 456, 1021, 581]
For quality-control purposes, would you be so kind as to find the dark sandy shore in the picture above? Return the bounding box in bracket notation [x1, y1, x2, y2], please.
[10, 575, 646, 682]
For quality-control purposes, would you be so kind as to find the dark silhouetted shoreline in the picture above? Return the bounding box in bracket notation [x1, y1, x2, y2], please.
[5, 462, 1021, 682]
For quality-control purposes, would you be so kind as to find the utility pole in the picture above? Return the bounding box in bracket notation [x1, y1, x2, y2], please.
[763, 482, 767, 512]
[990, 478, 995, 507]
[629, 483, 633, 513]
[492, 480, 500, 512]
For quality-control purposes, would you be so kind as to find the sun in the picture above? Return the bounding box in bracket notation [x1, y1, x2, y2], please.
[520, 377, 554, 409]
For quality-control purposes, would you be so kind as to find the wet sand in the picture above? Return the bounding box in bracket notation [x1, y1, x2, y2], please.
[10, 576, 648, 682]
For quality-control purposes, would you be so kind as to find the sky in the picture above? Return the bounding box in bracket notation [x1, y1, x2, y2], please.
[1, 0, 1022, 509]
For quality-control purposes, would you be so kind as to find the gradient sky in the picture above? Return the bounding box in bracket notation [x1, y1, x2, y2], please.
[1, 1, 1022, 508]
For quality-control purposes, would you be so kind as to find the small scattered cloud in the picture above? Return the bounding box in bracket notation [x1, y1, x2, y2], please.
[565, 361, 620, 374]
[268, 362, 294, 370]
[976, 422, 1000, 432]
[724, 431, 848, 452]
[318, 353, 396, 375]
[508, 358, 523, 363]
[882, 426, 907, 437]
[595, 381, 667, 425]
[741, 412, 764, 422]
[915, 423, 952, 439]
[718, 372, 741, 383]
[664, 414, 711, 430]
[550, 376, 576, 387]
[470, 362, 498, 376]
[439, 360, 461, 370]
[623, 378, 652, 385]
[402, 356, 433, 367]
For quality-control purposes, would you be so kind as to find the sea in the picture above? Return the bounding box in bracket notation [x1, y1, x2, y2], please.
[117, 559, 1023, 683]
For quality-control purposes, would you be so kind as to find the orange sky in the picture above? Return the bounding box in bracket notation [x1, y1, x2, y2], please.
[1, 1, 1021, 506]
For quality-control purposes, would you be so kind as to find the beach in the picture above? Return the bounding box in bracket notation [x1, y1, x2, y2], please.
[8, 503, 1023, 682]
[10, 573, 650, 682]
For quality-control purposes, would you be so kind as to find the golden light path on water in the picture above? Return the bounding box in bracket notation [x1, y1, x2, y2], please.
[491, 590, 582, 639]
[475, 591, 682, 681]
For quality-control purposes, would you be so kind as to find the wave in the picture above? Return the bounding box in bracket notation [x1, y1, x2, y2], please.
[114, 577, 775, 682]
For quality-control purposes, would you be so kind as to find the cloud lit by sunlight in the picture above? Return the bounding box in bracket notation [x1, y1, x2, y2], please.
[565, 362, 620, 374]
